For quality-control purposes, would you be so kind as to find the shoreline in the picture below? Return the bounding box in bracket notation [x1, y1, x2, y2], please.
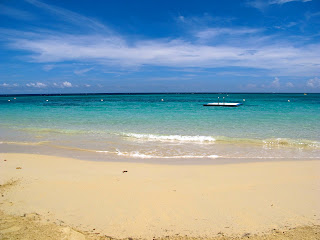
[2, 146, 320, 166]
[1, 153, 320, 239]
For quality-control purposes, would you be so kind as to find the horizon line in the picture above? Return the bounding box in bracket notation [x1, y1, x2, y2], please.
[0, 92, 318, 96]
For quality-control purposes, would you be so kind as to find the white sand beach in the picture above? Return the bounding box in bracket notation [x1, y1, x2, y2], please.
[1, 153, 319, 239]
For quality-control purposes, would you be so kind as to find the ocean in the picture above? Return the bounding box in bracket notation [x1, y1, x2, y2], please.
[1, 93, 319, 163]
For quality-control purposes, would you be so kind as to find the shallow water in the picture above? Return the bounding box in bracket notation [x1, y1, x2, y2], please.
[1, 93, 319, 162]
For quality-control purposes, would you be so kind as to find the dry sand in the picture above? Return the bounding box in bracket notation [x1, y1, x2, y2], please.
[0, 153, 319, 239]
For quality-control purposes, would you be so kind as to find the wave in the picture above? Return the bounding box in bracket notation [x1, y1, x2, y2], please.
[121, 132, 320, 149]
[214, 136, 320, 149]
[96, 149, 219, 159]
[1, 141, 219, 159]
[121, 133, 216, 143]
[2, 140, 318, 159]
[262, 138, 320, 149]
[113, 149, 219, 159]
[98, 150, 320, 159]
[220, 156, 320, 159]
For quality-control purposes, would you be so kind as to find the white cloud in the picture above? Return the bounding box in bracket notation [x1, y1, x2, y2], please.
[26, 82, 47, 88]
[53, 81, 72, 88]
[247, 0, 312, 10]
[8, 32, 320, 76]
[286, 82, 294, 87]
[306, 77, 320, 88]
[196, 27, 262, 40]
[246, 0, 269, 11]
[74, 67, 93, 75]
[62, 81, 72, 87]
[178, 16, 185, 22]
[306, 11, 320, 20]
[2, 0, 319, 78]
[270, 0, 312, 4]
[0, 4, 35, 20]
[84, 84, 91, 87]
[271, 77, 280, 88]
[43, 64, 55, 71]
[25, 0, 109, 32]
[0, 83, 20, 87]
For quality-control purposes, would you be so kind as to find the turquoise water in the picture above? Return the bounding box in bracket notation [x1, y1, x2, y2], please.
[0, 93, 319, 162]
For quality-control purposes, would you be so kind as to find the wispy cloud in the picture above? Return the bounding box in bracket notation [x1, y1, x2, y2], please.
[195, 27, 262, 41]
[305, 11, 320, 20]
[306, 77, 320, 88]
[0, 4, 35, 20]
[271, 77, 280, 88]
[53, 81, 73, 88]
[2, 0, 319, 78]
[247, 0, 312, 10]
[246, 0, 269, 11]
[74, 67, 94, 75]
[25, 0, 110, 32]
[43, 64, 55, 71]
[270, 0, 312, 4]
[7, 30, 320, 76]
[244, 78, 297, 90]
[286, 82, 294, 87]
[1, 83, 19, 88]
[176, 14, 235, 26]
[0, 83, 10, 87]
[26, 82, 47, 88]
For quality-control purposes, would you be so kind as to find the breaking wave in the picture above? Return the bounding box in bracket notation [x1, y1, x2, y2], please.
[113, 149, 219, 159]
[121, 133, 216, 143]
[120, 132, 320, 149]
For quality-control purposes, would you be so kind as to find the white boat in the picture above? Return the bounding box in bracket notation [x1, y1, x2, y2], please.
[203, 102, 242, 107]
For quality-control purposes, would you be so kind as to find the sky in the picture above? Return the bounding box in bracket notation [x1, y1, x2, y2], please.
[0, 0, 320, 93]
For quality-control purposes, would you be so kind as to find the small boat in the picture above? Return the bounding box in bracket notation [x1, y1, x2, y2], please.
[203, 102, 242, 107]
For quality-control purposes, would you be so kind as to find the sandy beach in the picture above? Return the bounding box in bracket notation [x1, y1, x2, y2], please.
[0, 153, 319, 239]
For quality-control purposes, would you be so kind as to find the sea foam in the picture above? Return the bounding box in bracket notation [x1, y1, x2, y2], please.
[95, 149, 219, 159]
[115, 150, 220, 159]
[122, 133, 216, 143]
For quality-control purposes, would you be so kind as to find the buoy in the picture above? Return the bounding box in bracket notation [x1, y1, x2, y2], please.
[288, 100, 290, 102]
[101, 99, 103, 101]
[161, 99, 164, 102]
[8, 100, 10, 102]
[14, 98, 16, 99]
[243, 99, 245, 101]
[46, 100, 48, 102]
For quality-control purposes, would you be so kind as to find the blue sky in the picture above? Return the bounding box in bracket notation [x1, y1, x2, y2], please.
[0, 0, 319, 93]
